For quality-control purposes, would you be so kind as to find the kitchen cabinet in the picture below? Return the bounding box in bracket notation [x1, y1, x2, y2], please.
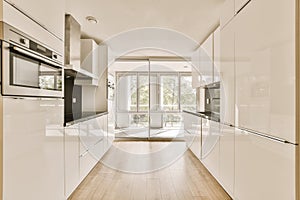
[64, 114, 110, 198]
[213, 27, 221, 82]
[201, 119, 220, 178]
[191, 50, 201, 88]
[81, 39, 99, 76]
[3, 98, 65, 200]
[5, 0, 65, 40]
[183, 112, 201, 159]
[220, 0, 235, 29]
[190, 117, 202, 159]
[235, 0, 295, 142]
[64, 124, 80, 198]
[2, 0, 64, 54]
[79, 117, 104, 180]
[235, 129, 295, 200]
[79, 144, 98, 181]
[219, 124, 234, 196]
[220, 20, 235, 125]
[199, 34, 213, 86]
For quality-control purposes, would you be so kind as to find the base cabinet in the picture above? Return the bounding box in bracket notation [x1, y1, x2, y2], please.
[183, 113, 201, 159]
[201, 119, 220, 179]
[64, 114, 111, 198]
[79, 146, 98, 181]
[235, 129, 295, 200]
[190, 117, 201, 159]
[65, 124, 80, 198]
[219, 124, 234, 196]
[3, 98, 65, 200]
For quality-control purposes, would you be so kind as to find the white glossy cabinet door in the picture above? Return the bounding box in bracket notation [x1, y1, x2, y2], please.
[3, 98, 65, 200]
[81, 39, 99, 76]
[220, 20, 235, 125]
[201, 119, 220, 178]
[235, 129, 295, 200]
[64, 124, 80, 198]
[220, 0, 235, 29]
[219, 124, 234, 197]
[2, 1, 64, 54]
[5, 0, 65, 40]
[184, 113, 201, 159]
[191, 50, 201, 88]
[183, 112, 193, 146]
[235, 0, 295, 142]
[190, 116, 201, 159]
[213, 27, 221, 83]
[79, 147, 98, 181]
[199, 34, 214, 86]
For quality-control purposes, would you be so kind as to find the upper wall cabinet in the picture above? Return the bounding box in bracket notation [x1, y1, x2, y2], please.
[213, 27, 221, 83]
[81, 39, 99, 76]
[235, 0, 295, 142]
[5, 0, 65, 40]
[220, 0, 235, 29]
[191, 50, 201, 88]
[220, 21, 235, 125]
[199, 34, 213, 86]
[2, 0, 65, 54]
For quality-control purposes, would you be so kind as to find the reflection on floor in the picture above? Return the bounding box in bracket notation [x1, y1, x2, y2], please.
[115, 127, 185, 139]
[69, 142, 231, 200]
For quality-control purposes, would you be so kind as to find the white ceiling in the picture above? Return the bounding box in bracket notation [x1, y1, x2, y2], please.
[65, 0, 224, 45]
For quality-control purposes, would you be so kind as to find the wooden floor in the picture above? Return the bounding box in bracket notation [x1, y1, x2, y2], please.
[69, 141, 231, 200]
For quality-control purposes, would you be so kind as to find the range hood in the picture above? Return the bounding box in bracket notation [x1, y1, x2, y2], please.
[64, 14, 98, 84]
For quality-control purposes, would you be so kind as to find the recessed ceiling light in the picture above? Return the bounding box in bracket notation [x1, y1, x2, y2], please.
[183, 66, 189, 68]
[86, 16, 98, 24]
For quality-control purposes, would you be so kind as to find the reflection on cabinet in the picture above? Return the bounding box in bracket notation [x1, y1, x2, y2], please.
[202, 119, 220, 179]
[234, 0, 295, 143]
[220, 0, 235, 28]
[219, 124, 234, 196]
[235, 129, 295, 200]
[64, 114, 110, 198]
[220, 21, 235, 125]
[3, 98, 65, 200]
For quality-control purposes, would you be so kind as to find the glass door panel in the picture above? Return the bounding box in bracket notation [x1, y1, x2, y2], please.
[115, 61, 149, 139]
[114, 59, 196, 140]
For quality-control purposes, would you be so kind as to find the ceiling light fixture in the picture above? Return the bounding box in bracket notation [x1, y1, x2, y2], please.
[86, 16, 98, 24]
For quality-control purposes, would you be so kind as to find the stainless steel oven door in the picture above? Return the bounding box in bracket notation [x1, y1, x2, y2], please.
[2, 41, 64, 98]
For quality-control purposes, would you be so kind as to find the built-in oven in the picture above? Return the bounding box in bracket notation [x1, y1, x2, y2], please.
[1, 23, 64, 98]
[204, 82, 220, 117]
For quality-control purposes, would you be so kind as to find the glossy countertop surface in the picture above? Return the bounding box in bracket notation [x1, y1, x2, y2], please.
[183, 110, 220, 122]
[64, 111, 108, 127]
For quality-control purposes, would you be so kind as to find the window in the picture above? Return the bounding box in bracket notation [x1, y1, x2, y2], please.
[180, 74, 196, 111]
[160, 75, 179, 111]
[116, 72, 195, 112]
